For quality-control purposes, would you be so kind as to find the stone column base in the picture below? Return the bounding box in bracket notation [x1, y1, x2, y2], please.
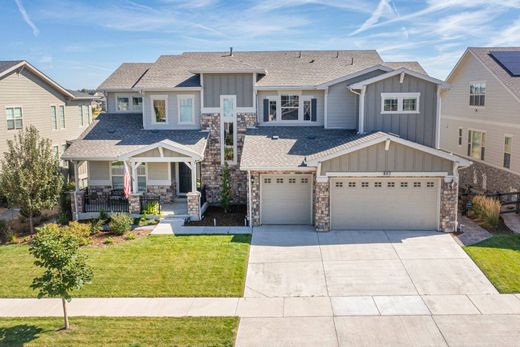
[187, 191, 201, 221]
[314, 181, 330, 232]
[70, 191, 85, 221]
[128, 193, 142, 214]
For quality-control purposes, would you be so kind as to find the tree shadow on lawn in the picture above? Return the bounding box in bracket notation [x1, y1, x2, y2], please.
[0, 324, 43, 347]
[468, 234, 520, 252]
[172, 234, 251, 244]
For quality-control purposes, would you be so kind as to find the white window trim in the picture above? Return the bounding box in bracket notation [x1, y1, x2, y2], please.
[467, 128, 486, 161]
[131, 95, 144, 112]
[504, 134, 513, 169]
[50, 104, 58, 130]
[58, 104, 66, 129]
[458, 127, 463, 147]
[114, 94, 143, 113]
[380, 92, 420, 114]
[150, 95, 169, 124]
[220, 95, 238, 165]
[469, 81, 486, 109]
[5, 105, 24, 131]
[264, 92, 317, 123]
[177, 94, 195, 125]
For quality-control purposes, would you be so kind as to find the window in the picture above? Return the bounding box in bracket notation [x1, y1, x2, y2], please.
[413, 182, 421, 188]
[469, 82, 485, 107]
[151, 96, 167, 123]
[335, 182, 343, 188]
[387, 182, 395, 188]
[468, 130, 486, 160]
[361, 182, 369, 188]
[400, 182, 408, 188]
[137, 164, 146, 192]
[59, 105, 65, 129]
[86, 106, 91, 125]
[117, 96, 129, 111]
[375, 182, 382, 188]
[61, 144, 68, 168]
[504, 136, 512, 169]
[111, 162, 124, 190]
[51, 106, 57, 130]
[223, 122, 235, 162]
[276, 178, 284, 184]
[427, 182, 435, 188]
[458, 128, 463, 146]
[303, 99, 311, 121]
[269, 100, 277, 121]
[6, 107, 23, 130]
[281, 95, 299, 121]
[289, 178, 296, 184]
[301, 178, 309, 184]
[264, 178, 271, 184]
[178, 95, 194, 124]
[348, 182, 356, 188]
[132, 97, 143, 112]
[52, 145, 59, 160]
[79, 106, 84, 127]
[381, 93, 420, 114]
[221, 96, 237, 163]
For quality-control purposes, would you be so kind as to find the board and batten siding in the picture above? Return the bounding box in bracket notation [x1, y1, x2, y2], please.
[327, 69, 388, 129]
[257, 90, 325, 126]
[203, 73, 254, 108]
[320, 142, 453, 175]
[142, 91, 201, 130]
[0, 68, 91, 163]
[441, 52, 520, 175]
[363, 74, 438, 148]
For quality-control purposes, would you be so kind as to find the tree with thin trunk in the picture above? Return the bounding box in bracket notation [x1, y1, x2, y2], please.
[220, 162, 231, 213]
[30, 224, 92, 330]
[0, 126, 63, 233]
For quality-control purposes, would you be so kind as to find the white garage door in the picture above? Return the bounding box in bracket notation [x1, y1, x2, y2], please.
[330, 178, 439, 230]
[261, 174, 312, 224]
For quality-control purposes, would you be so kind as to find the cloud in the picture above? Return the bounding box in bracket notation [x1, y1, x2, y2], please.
[350, 0, 398, 36]
[14, 0, 40, 36]
[252, 0, 372, 13]
[490, 17, 520, 46]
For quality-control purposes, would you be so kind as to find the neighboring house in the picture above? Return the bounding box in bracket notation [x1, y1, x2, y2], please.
[63, 50, 469, 231]
[441, 47, 520, 193]
[0, 61, 96, 185]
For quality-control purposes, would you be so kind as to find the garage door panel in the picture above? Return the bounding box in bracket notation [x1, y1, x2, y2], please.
[331, 178, 439, 230]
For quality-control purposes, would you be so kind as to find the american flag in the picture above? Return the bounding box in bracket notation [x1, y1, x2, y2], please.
[123, 162, 131, 198]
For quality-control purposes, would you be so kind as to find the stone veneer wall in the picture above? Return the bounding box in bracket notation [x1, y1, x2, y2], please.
[459, 160, 520, 193]
[200, 112, 257, 205]
[146, 184, 175, 203]
[314, 181, 330, 231]
[87, 186, 112, 195]
[440, 179, 458, 232]
[187, 191, 201, 220]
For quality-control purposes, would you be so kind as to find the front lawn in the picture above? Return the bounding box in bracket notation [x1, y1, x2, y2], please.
[0, 317, 238, 346]
[0, 234, 250, 297]
[464, 234, 520, 293]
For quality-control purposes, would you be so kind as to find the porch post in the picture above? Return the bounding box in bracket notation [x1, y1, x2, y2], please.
[72, 161, 81, 192]
[191, 160, 197, 192]
[130, 161, 138, 194]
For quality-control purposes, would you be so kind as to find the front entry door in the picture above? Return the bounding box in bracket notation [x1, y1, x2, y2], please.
[178, 162, 192, 194]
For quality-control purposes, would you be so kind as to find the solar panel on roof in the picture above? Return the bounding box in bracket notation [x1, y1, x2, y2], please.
[490, 51, 520, 77]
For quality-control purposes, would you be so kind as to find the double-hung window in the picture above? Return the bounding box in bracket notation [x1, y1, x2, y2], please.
[51, 106, 58, 130]
[504, 136, 513, 169]
[61, 144, 68, 168]
[59, 105, 65, 129]
[86, 105, 91, 125]
[280, 95, 299, 121]
[132, 96, 143, 112]
[111, 162, 125, 190]
[151, 95, 167, 123]
[469, 82, 485, 107]
[137, 164, 146, 192]
[117, 96, 129, 111]
[79, 105, 84, 127]
[381, 93, 420, 114]
[458, 128, 463, 146]
[468, 130, 486, 160]
[52, 145, 59, 161]
[178, 95, 194, 124]
[221, 95, 237, 164]
[6, 107, 23, 130]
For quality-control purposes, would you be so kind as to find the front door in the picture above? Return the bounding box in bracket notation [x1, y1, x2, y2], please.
[178, 162, 192, 194]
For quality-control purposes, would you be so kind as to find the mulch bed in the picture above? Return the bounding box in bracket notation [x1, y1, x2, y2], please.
[87, 228, 152, 247]
[466, 213, 514, 234]
[185, 205, 247, 227]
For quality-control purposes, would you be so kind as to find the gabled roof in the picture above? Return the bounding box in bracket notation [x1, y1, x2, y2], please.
[0, 60, 76, 99]
[348, 67, 449, 89]
[67, 89, 99, 100]
[97, 63, 153, 91]
[448, 47, 520, 102]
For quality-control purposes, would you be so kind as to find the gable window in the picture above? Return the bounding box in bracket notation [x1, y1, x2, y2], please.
[264, 94, 317, 122]
[458, 128, 463, 146]
[468, 130, 486, 160]
[151, 95, 167, 123]
[132, 96, 143, 112]
[469, 82, 485, 107]
[504, 136, 512, 169]
[51, 106, 57, 130]
[117, 96, 129, 111]
[178, 95, 194, 124]
[6, 107, 23, 130]
[59, 105, 65, 129]
[381, 93, 420, 114]
[221, 95, 237, 164]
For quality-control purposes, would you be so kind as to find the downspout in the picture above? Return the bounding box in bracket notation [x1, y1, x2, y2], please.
[247, 170, 252, 230]
[349, 86, 365, 134]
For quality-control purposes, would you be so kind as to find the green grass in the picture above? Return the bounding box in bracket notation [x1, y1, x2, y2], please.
[0, 234, 250, 297]
[464, 234, 520, 293]
[0, 317, 238, 346]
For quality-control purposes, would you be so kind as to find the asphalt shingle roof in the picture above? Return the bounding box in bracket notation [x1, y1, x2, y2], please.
[98, 63, 153, 90]
[62, 113, 208, 160]
[0, 60, 23, 75]
[469, 47, 520, 100]
[240, 127, 387, 169]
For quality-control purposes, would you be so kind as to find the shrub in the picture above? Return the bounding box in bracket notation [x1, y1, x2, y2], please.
[143, 201, 160, 216]
[109, 213, 133, 236]
[89, 218, 105, 235]
[125, 233, 136, 240]
[0, 220, 14, 244]
[472, 195, 501, 227]
[99, 209, 109, 221]
[103, 237, 113, 245]
[62, 221, 91, 246]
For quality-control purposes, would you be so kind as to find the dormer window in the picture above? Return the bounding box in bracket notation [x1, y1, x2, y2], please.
[151, 95, 168, 123]
[117, 96, 129, 111]
[263, 94, 317, 122]
[281, 95, 299, 121]
[381, 93, 420, 114]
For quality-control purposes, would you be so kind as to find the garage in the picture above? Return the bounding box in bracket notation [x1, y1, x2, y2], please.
[330, 178, 439, 230]
[261, 174, 313, 224]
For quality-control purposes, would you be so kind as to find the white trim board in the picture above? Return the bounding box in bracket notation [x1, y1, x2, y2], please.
[349, 67, 449, 89]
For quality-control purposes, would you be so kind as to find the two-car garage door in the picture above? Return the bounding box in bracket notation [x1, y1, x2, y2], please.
[330, 178, 440, 230]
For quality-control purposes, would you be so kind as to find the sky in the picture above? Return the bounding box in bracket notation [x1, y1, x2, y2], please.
[2, 0, 520, 89]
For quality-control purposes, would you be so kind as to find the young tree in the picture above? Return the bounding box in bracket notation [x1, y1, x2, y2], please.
[220, 162, 231, 213]
[0, 126, 63, 233]
[30, 224, 92, 330]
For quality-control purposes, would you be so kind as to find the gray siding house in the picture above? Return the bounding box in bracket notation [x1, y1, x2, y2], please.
[0, 60, 96, 184]
[64, 50, 469, 232]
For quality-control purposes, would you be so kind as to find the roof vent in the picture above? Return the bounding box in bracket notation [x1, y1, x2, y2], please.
[336, 51, 339, 58]
[272, 135, 279, 140]
[107, 129, 116, 134]
[307, 135, 316, 140]
[229, 47, 233, 56]
[350, 57, 354, 65]
[298, 51, 302, 58]
[309, 59, 315, 64]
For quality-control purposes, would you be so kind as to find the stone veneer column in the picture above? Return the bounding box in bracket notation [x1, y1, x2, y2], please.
[314, 181, 330, 232]
[128, 193, 142, 214]
[248, 172, 261, 226]
[70, 190, 85, 221]
[440, 179, 458, 232]
[187, 191, 201, 221]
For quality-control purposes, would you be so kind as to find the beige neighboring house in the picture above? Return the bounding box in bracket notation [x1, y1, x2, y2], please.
[0, 60, 96, 185]
[441, 47, 520, 193]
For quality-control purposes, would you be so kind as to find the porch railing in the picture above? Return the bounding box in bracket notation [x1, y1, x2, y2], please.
[199, 185, 207, 207]
[82, 192, 129, 213]
[460, 188, 520, 215]
[140, 195, 161, 214]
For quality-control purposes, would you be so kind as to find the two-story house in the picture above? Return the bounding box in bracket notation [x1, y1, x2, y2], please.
[63, 50, 469, 232]
[0, 60, 96, 185]
[441, 47, 520, 194]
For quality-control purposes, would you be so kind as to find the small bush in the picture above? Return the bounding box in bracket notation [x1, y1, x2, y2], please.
[56, 213, 69, 226]
[472, 195, 501, 227]
[99, 209, 109, 221]
[62, 221, 91, 246]
[109, 213, 133, 236]
[0, 220, 14, 244]
[89, 218, 105, 235]
[103, 237, 113, 245]
[125, 233, 136, 240]
[143, 201, 160, 216]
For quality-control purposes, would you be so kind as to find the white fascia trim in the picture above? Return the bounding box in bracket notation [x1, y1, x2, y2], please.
[325, 171, 449, 177]
[188, 69, 267, 74]
[240, 166, 316, 171]
[129, 157, 195, 163]
[135, 87, 202, 92]
[119, 140, 202, 161]
[62, 156, 118, 161]
[435, 85, 441, 148]
[255, 85, 324, 91]
[318, 64, 394, 88]
[349, 68, 450, 89]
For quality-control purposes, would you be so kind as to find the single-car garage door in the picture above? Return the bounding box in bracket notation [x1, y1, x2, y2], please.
[330, 178, 439, 230]
[261, 174, 312, 224]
